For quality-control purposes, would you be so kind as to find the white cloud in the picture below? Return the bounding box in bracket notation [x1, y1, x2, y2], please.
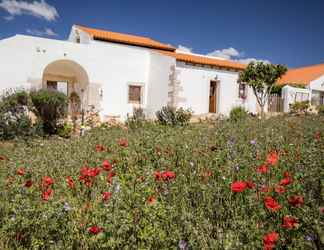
[0, 0, 59, 21]
[26, 27, 57, 37]
[177, 44, 193, 53]
[207, 47, 270, 64]
[237, 57, 271, 64]
[207, 47, 241, 60]
[3, 15, 14, 21]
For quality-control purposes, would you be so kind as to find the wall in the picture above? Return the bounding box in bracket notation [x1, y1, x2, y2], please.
[309, 75, 324, 92]
[175, 62, 258, 116]
[0, 35, 154, 121]
[146, 52, 175, 118]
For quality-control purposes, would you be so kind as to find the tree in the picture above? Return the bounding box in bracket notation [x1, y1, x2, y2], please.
[239, 62, 287, 118]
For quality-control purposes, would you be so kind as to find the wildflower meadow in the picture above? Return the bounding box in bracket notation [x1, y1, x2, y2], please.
[0, 115, 323, 249]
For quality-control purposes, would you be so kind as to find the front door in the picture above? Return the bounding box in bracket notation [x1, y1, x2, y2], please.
[209, 81, 217, 113]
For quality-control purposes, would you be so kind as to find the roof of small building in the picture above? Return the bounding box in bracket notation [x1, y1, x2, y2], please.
[76, 25, 176, 52]
[278, 63, 324, 85]
[76, 25, 246, 71]
[158, 50, 246, 70]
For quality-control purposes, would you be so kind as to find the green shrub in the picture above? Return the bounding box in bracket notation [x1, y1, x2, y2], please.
[0, 90, 34, 140]
[156, 106, 192, 126]
[229, 106, 248, 122]
[126, 107, 147, 128]
[289, 101, 310, 114]
[57, 122, 73, 138]
[317, 105, 324, 115]
[30, 89, 68, 134]
[0, 89, 32, 113]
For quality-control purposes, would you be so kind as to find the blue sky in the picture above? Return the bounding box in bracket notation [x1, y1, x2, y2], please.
[0, 0, 323, 68]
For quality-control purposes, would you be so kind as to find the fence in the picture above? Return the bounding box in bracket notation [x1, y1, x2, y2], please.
[268, 94, 284, 113]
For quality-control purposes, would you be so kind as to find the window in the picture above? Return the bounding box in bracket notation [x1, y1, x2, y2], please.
[238, 83, 247, 99]
[46, 81, 68, 95]
[128, 85, 142, 104]
[47, 81, 57, 91]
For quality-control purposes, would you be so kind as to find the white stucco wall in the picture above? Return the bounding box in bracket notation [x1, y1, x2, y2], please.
[309, 75, 324, 92]
[0, 35, 167, 121]
[175, 62, 258, 116]
[146, 52, 175, 118]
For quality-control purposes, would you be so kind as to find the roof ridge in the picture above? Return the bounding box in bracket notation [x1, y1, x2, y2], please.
[291, 63, 324, 71]
[75, 24, 175, 51]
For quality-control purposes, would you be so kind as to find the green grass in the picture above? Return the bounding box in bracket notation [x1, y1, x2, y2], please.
[0, 115, 323, 249]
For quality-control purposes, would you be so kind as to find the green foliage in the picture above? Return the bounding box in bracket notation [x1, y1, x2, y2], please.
[156, 106, 192, 126]
[30, 89, 68, 134]
[126, 107, 147, 128]
[239, 62, 287, 116]
[229, 106, 248, 122]
[57, 122, 73, 138]
[0, 90, 34, 140]
[0, 116, 323, 249]
[0, 89, 32, 113]
[317, 105, 324, 115]
[289, 101, 310, 114]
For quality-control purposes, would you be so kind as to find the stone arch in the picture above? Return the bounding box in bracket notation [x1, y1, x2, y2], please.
[42, 59, 90, 112]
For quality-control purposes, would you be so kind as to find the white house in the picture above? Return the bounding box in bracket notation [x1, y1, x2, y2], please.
[278, 64, 324, 112]
[0, 24, 322, 121]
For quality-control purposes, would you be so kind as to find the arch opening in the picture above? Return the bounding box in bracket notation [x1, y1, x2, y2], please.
[42, 60, 90, 115]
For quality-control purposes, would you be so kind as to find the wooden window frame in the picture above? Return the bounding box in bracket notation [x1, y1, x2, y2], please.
[238, 83, 247, 100]
[127, 83, 144, 104]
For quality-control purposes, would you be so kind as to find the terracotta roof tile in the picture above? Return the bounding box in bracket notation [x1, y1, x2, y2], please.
[278, 63, 324, 85]
[158, 50, 246, 71]
[76, 25, 246, 71]
[76, 25, 176, 51]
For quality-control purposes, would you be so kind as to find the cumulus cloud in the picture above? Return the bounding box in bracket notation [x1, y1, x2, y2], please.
[236, 57, 271, 64]
[207, 47, 241, 60]
[0, 0, 59, 21]
[207, 47, 270, 64]
[26, 27, 57, 37]
[177, 44, 193, 53]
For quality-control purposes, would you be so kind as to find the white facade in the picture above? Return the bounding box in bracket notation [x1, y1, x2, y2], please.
[0, 26, 263, 121]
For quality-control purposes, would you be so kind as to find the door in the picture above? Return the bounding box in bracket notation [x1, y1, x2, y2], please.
[209, 81, 217, 113]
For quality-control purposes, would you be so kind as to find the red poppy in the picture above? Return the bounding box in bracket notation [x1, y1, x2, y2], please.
[88, 226, 103, 234]
[320, 207, 324, 214]
[79, 167, 101, 187]
[263, 231, 279, 250]
[266, 151, 279, 166]
[118, 138, 129, 147]
[102, 191, 112, 202]
[16, 168, 25, 176]
[257, 164, 268, 174]
[95, 144, 106, 152]
[260, 185, 270, 193]
[231, 181, 247, 192]
[280, 177, 293, 186]
[275, 185, 285, 194]
[102, 160, 112, 171]
[66, 176, 75, 189]
[288, 195, 304, 207]
[282, 215, 298, 229]
[314, 131, 321, 141]
[0, 156, 7, 161]
[42, 176, 54, 188]
[24, 180, 33, 188]
[283, 171, 290, 178]
[264, 196, 282, 212]
[154, 171, 162, 181]
[107, 171, 116, 184]
[147, 196, 157, 205]
[162, 171, 176, 181]
[246, 181, 256, 189]
[42, 188, 53, 201]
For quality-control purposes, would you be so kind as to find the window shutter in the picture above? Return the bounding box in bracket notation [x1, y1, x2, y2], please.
[129, 85, 141, 103]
